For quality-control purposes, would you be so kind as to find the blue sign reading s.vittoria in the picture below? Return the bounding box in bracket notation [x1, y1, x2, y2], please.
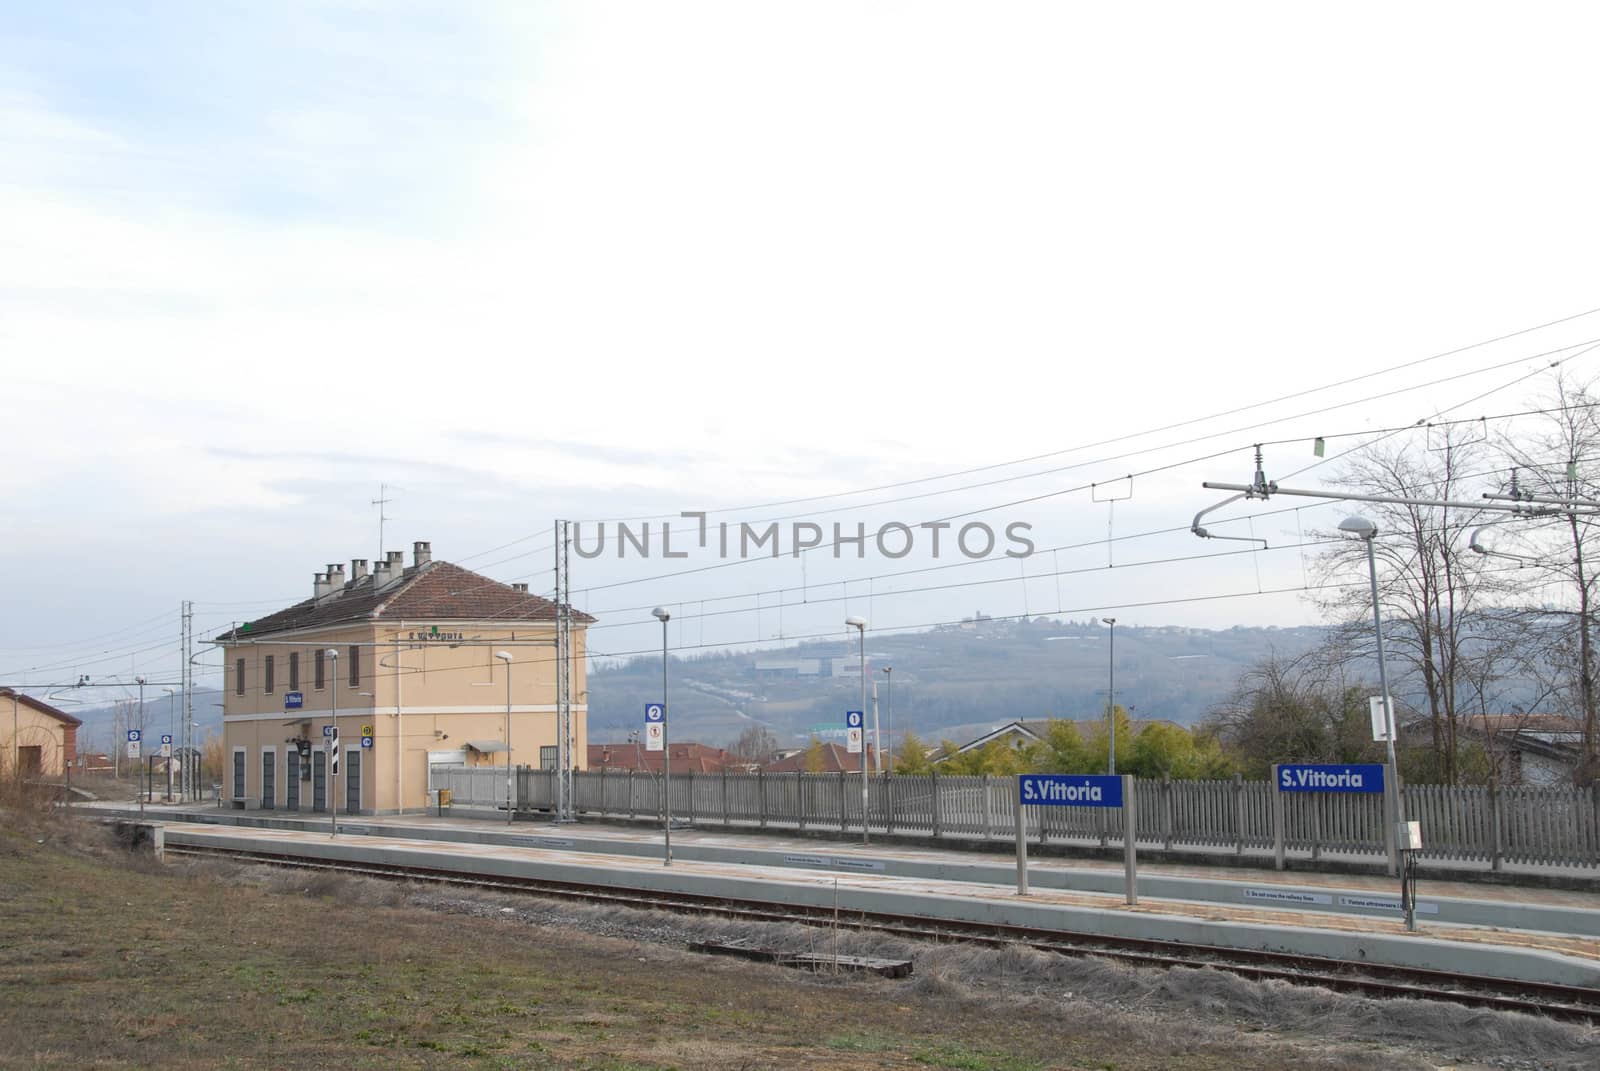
[1277, 763, 1385, 793]
[1018, 774, 1124, 808]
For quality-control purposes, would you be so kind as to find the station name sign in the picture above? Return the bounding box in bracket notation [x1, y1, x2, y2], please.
[406, 630, 466, 643]
[1276, 763, 1385, 793]
[1018, 774, 1124, 808]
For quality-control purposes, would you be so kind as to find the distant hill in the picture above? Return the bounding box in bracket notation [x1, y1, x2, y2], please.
[58, 687, 226, 753]
[587, 617, 1328, 750]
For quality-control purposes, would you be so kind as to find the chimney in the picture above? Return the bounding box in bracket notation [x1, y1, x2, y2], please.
[326, 563, 346, 591]
[372, 558, 392, 586]
[350, 558, 368, 582]
[413, 540, 432, 567]
[313, 571, 331, 599]
[386, 550, 405, 570]
[511, 582, 529, 594]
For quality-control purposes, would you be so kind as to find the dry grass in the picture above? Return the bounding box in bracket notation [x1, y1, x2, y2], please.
[0, 814, 1578, 1070]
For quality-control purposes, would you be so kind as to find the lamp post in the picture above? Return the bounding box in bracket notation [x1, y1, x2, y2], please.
[1100, 618, 1117, 775]
[881, 667, 893, 774]
[1338, 517, 1407, 874]
[162, 687, 177, 801]
[135, 676, 146, 816]
[326, 649, 339, 837]
[495, 651, 514, 824]
[846, 616, 868, 845]
[650, 608, 672, 865]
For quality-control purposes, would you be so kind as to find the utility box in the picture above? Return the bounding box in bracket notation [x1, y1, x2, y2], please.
[436, 788, 452, 815]
[1396, 820, 1423, 852]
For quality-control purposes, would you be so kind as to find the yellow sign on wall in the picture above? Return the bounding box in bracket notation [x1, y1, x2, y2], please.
[360, 724, 374, 737]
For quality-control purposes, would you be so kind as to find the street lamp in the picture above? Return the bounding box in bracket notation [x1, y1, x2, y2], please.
[845, 616, 868, 845]
[495, 651, 514, 825]
[881, 666, 893, 774]
[1338, 516, 1407, 878]
[326, 649, 339, 838]
[1100, 618, 1116, 775]
[651, 608, 672, 866]
[135, 676, 146, 816]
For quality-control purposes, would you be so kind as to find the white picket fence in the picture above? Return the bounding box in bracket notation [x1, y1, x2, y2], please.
[426, 765, 1600, 871]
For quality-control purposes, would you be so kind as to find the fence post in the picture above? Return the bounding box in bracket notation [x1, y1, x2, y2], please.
[1310, 794, 1322, 863]
[758, 768, 767, 828]
[721, 768, 729, 828]
[838, 771, 847, 832]
[797, 772, 807, 831]
[1271, 764, 1285, 871]
[1161, 776, 1173, 851]
[1015, 779, 1029, 896]
[1122, 774, 1138, 906]
[931, 770, 942, 840]
[685, 770, 694, 825]
[887, 772, 896, 835]
[982, 774, 992, 840]
[1233, 773, 1245, 856]
[1490, 781, 1504, 872]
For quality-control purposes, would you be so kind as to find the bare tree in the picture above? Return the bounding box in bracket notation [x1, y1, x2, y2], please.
[1493, 373, 1600, 782]
[730, 723, 782, 765]
[1205, 647, 1372, 779]
[1313, 425, 1492, 784]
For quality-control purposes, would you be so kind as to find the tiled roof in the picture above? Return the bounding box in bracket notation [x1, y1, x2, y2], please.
[237, 560, 594, 638]
[587, 742, 744, 775]
[764, 742, 879, 774]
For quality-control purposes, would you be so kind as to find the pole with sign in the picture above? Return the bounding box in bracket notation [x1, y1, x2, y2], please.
[645, 699, 670, 865]
[161, 734, 173, 802]
[1016, 774, 1137, 905]
[846, 710, 866, 844]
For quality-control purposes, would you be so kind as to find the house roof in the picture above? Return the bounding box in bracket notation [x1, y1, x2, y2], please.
[587, 742, 744, 775]
[232, 560, 595, 639]
[0, 690, 83, 727]
[946, 716, 1182, 757]
[764, 742, 879, 774]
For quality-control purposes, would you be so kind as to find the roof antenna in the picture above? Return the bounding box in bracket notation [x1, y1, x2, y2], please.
[372, 483, 394, 559]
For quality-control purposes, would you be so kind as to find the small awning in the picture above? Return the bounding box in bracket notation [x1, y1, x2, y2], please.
[464, 740, 510, 754]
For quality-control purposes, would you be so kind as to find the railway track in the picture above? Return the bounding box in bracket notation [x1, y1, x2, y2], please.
[163, 842, 1600, 1024]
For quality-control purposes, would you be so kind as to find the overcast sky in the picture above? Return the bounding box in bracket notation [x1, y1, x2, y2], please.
[4, 2, 1600, 699]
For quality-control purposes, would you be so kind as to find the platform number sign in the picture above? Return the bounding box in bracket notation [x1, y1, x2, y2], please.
[160, 734, 172, 758]
[644, 703, 665, 753]
[126, 729, 141, 760]
[845, 710, 864, 755]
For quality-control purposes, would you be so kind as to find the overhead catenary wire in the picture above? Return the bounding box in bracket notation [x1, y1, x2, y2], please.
[15, 314, 1599, 684]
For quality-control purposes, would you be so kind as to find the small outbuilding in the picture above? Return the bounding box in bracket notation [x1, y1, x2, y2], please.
[1, 688, 82, 780]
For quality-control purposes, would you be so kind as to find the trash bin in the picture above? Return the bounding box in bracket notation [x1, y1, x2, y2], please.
[437, 788, 452, 816]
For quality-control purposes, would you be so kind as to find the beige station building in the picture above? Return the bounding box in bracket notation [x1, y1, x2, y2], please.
[218, 541, 591, 814]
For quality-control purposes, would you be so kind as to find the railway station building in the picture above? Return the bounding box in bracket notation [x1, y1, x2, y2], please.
[218, 541, 592, 814]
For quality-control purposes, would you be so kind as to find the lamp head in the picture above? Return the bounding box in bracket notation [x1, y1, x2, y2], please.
[1101, 617, 1116, 626]
[845, 616, 867, 631]
[325, 648, 338, 659]
[651, 607, 670, 623]
[494, 650, 513, 663]
[1338, 515, 1378, 539]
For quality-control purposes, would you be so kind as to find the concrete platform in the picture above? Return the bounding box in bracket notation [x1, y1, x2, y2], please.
[99, 802, 1600, 940]
[135, 814, 1600, 989]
